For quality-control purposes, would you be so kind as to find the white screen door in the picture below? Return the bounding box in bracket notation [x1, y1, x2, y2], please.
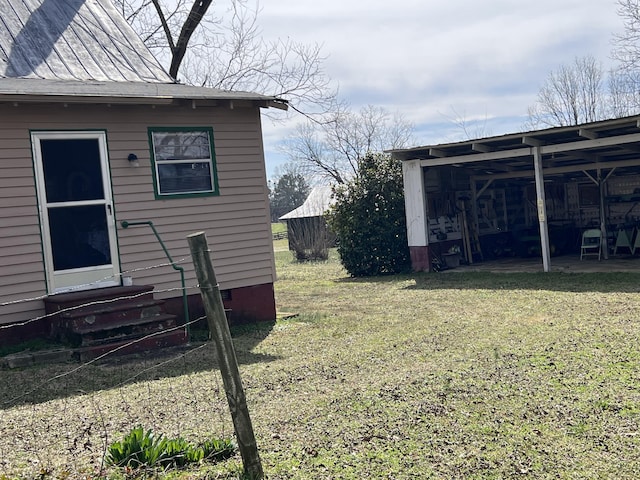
[32, 131, 120, 293]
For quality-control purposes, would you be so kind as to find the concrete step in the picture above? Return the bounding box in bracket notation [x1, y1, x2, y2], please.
[58, 299, 166, 333]
[44, 285, 188, 358]
[74, 329, 189, 362]
[78, 313, 178, 347]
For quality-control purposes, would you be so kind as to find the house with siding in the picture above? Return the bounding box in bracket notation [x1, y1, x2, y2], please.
[0, 0, 286, 353]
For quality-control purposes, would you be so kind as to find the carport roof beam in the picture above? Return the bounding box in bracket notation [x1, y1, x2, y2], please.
[415, 132, 640, 168]
[417, 147, 533, 167]
[472, 157, 640, 181]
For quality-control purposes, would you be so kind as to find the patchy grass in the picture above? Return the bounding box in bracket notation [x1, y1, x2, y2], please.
[1, 251, 640, 478]
[272, 223, 289, 252]
[0, 338, 66, 357]
[271, 223, 287, 235]
[272, 238, 289, 253]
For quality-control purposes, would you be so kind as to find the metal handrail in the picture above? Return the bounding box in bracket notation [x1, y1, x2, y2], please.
[120, 220, 190, 338]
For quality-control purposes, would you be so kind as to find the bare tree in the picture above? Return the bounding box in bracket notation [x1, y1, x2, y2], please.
[609, 68, 640, 117]
[114, 0, 336, 115]
[281, 104, 415, 184]
[281, 122, 342, 183]
[524, 2, 640, 129]
[613, 0, 640, 72]
[609, 0, 640, 117]
[442, 107, 493, 140]
[526, 56, 606, 128]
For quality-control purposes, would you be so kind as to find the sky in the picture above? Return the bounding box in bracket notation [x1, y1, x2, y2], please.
[255, 0, 624, 179]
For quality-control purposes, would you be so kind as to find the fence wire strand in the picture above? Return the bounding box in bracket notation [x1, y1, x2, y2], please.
[0, 258, 238, 478]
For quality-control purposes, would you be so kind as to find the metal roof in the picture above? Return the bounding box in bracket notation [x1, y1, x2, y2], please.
[0, 77, 289, 107]
[0, 0, 288, 108]
[390, 115, 640, 182]
[279, 186, 334, 220]
[0, 0, 171, 83]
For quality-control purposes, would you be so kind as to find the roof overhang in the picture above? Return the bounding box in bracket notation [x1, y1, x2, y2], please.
[389, 115, 640, 181]
[0, 78, 288, 110]
[279, 186, 334, 220]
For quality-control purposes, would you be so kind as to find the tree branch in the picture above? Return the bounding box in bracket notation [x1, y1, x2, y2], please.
[169, 0, 214, 79]
[150, 0, 175, 50]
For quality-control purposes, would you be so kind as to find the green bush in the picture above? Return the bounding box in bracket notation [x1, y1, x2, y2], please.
[105, 426, 235, 470]
[327, 153, 410, 276]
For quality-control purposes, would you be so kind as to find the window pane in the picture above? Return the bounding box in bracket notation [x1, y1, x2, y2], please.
[41, 139, 104, 203]
[150, 128, 217, 196]
[158, 162, 213, 194]
[48, 205, 111, 270]
[153, 131, 210, 160]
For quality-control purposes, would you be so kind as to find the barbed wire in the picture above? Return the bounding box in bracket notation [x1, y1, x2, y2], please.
[0, 261, 198, 331]
[0, 251, 242, 478]
[0, 257, 191, 308]
[0, 322, 233, 477]
[2, 315, 207, 408]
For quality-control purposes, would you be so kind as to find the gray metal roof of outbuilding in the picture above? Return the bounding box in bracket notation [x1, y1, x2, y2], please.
[0, 0, 171, 83]
[279, 186, 334, 220]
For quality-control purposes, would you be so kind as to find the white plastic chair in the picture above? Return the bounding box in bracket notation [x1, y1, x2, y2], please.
[580, 229, 602, 260]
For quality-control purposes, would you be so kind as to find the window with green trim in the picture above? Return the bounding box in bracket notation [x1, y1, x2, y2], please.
[149, 127, 219, 197]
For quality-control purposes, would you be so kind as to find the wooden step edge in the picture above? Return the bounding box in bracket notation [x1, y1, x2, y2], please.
[45, 285, 155, 308]
[60, 299, 165, 319]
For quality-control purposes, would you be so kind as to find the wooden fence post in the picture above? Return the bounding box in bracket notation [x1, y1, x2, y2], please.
[187, 232, 263, 479]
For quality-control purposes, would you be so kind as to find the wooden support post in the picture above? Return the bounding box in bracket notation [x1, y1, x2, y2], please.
[598, 169, 609, 260]
[402, 159, 429, 248]
[533, 146, 551, 272]
[188, 232, 263, 480]
[458, 199, 473, 264]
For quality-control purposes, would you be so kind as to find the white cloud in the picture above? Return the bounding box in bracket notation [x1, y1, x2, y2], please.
[258, 0, 624, 177]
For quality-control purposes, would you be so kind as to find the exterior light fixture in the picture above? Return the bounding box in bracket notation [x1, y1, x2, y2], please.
[127, 153, 139, 167]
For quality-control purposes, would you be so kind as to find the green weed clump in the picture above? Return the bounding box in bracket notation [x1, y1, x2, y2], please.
[106, 426, 234, 470]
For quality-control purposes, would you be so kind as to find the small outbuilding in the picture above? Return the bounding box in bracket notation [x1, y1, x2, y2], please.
[279, 186, 335, 260]
[391, 116, 640, 272]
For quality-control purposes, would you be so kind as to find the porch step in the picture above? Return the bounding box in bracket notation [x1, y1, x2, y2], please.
[76, 313, 179, 347]
[44, 286, 155, 313]
[58, 299, 167, 333]
[44, 285, 188, 358]
[74, 329, 189, 362]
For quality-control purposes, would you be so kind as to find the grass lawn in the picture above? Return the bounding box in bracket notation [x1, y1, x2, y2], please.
[271, 222, 287, 235]
[1, 249, 640, 478]
[273, 238, 288, 252]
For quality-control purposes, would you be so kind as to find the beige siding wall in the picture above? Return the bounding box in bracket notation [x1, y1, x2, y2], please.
[0, 102, 275, 326]
[0, 119, 46, 324]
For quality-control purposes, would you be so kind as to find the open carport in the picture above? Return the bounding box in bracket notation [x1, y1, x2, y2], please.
[391, 115, 640, 272]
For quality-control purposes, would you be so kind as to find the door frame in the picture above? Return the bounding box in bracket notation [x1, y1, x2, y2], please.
[31, 130, 121, 294]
